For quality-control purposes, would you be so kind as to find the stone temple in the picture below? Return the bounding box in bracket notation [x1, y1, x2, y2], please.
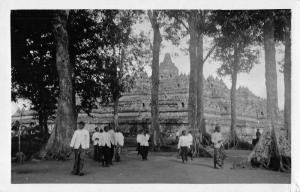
[12, 53, 285, 143]
[76, 53, 285, 143]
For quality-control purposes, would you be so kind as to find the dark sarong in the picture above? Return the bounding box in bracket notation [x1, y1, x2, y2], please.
[94, 145, 100, 162]
[115, 145, 122, 162]
[109, 144, 114, 164]
[102, 145, 110, 166]
[180, 146, 188, 162]
[214, 145, 225, 167]
[140, 146, 149, 160]
[72, 147, 85, 175]
[137, 143, 141, 156]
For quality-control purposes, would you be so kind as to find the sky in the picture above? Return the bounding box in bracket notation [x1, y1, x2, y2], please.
[136, 17, 285, 110]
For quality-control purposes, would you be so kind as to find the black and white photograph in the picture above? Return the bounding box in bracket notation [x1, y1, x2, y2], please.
[1, 0, 299, 191]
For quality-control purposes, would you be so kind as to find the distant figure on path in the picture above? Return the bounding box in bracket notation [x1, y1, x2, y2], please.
[136, 130, 142, 156]
[178, 130, 190, 163]
[70, 121, 90, 176]
[187, 130, 193, 160]
[211, 125, 224, 169]
[115, 128, 124, 162]
[139, 129, 150, 160]
[256, 129, 261, 140]
[92, 127, 101, 161]
[108, 126, 116, 165]
[101, 126, 112, 167]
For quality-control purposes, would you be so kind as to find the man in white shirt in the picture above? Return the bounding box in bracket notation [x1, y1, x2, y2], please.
[211, 125, 224, 169]
[70, 121, 90, 176]
[101, 126, 112, 167]
[136, 130, 142, 156]
[178, 130, 190, 163]
[140, 129, 150, 160]
[187, 131, 194, 160]
[92, 127, 101, 162]
[114, 128, 124, 162]
[108, 126, 116, 165]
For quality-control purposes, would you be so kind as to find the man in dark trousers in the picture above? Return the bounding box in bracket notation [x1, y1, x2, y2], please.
[101, 126, 112, 167]
[92, 127, 101, 161]
[70, 121, 90, 176]
[108, 125, 116, 165]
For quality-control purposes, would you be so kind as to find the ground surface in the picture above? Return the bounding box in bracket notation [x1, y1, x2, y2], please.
[11, 149, 291, 183]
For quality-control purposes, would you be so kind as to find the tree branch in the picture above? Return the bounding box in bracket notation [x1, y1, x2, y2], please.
[203, 43, 217, 64]
[173, 15, 190, 33]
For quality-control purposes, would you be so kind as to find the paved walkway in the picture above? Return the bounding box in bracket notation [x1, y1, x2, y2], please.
[11, 150, 291, 183]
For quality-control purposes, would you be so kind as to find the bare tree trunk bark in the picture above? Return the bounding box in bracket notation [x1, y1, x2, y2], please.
[44, 10, 76, 160]
[148, 10, 162, 151]
[188, 12, 198, 132]
[230, 46, 239, 147]
[284, 24, 291, 145]
[196, 33, 205, 136]
[261, 16, 282, 170]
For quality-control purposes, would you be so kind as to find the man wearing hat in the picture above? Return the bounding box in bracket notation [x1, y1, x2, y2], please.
[70, 121, 90, 176]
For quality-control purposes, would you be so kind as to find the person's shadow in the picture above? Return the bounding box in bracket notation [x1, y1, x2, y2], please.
[168, 159, 215, 169]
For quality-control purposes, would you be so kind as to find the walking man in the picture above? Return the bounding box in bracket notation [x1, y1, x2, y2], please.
[108, 126, 116, 165]
[140, 129, 150, 160]
[70, 121, 90, 176]
[211, 125, 224, 169]
[92, 127, 101, 161]
[178, 130, 190, 163]
[101, 126, 112, 167]
[136, 130, 142, 156]
[114, 128, 124, 162]
[187, 130, 193, 160]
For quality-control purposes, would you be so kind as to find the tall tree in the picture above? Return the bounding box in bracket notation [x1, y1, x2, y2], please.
[45, 10, 76, 159]
[164, 10, 216, 155]
[148, 10, 163, 150]
[212, 11, 260, 147]
[243, 10, 290, 171]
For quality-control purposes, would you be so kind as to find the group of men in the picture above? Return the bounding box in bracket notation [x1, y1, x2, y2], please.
[177, 125, 225, 169]
[70, 121, 226, 176]
[69, 122, 124, 176]
[91, 125, 124, 166]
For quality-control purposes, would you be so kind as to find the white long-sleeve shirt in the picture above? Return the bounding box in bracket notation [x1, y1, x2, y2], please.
[187, 133, 193, 146]
[108, 129, 116, 145]
[70, 129, 90, 149]
[92, 132, 101, 146]
[115, 132, 124, 146]
[136, 134, 142, 144]
[140, 134, 150, 146]
[211, 132, 223, 148]
[178, 135, 191, 149]
[100, 132, 111, 148]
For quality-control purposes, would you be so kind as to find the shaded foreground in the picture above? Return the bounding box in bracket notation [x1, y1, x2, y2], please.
[11, 150, 290, 183]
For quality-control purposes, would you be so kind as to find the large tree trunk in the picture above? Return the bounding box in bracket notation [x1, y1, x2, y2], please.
[187, 12, 198, 132]
[230, 46, 239, 147]
[284, 23, 291, 145]
[242, 16, 287, 171]
[148, 10, 162, 151]
[196, 34, 205, 136]
[44, 10, 76, 160]
[113, 98, 119, 130]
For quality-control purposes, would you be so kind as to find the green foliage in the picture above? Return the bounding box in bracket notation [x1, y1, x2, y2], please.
[211, 10, 260, 76]
[11, 10, 147, 120]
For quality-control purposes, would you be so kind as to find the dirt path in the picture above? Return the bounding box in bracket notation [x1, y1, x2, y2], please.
[11, 150, 290, 183]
